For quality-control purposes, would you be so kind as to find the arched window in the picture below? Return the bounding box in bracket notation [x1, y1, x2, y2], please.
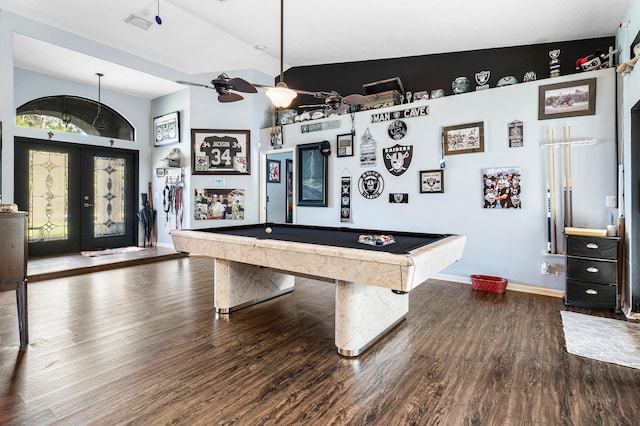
[16, 95, 135, 141]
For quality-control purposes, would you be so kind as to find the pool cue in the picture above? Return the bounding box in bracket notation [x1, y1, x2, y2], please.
[567, 125, 573, 227]
[562, 126, 568, 230]
[148, 181, 154, 246]
[551, 128, 558, 254]
[545, 129, 552, 254]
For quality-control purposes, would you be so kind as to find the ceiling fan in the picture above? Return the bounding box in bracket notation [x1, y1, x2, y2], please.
[176, 73, 258, 103]
[298, 91, 370, 113]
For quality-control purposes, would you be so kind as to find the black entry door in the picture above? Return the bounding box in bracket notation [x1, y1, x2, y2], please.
[14, 137, 139, 257]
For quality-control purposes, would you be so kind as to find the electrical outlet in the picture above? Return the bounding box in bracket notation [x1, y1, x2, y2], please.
[541, 262, 549, 274]
[606, 195, 616, 207]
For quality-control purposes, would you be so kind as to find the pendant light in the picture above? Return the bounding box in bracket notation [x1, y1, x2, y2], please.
[92, 73, 106, 130]
[265, 0, 297, 109]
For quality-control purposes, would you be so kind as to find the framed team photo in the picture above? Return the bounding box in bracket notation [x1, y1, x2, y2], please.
[191, 129, 250, 175]
[443, 122, 484, 155]
[419, 169, 444, 193]
[482, 167, 522, 209]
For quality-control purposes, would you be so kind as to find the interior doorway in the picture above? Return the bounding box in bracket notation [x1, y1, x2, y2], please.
[14, 137, 139, 257]
[261, 148, 294, 224]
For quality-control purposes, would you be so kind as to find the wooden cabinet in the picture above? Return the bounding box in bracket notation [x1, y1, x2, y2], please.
[564, 234, 620, 311]
[0, 212, 29, 347]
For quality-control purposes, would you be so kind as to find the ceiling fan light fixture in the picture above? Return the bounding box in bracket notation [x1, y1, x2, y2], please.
[92, 73, 106, 130]
[266, 82, 297, 108]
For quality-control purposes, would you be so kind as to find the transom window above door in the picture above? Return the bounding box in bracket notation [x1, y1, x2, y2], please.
[16, 95, 135, 141]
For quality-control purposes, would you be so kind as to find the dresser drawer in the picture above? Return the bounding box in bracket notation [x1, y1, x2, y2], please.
[566, 235, 618, 260]
[565, 280, 617, 308]
[566, 257, 617, 284]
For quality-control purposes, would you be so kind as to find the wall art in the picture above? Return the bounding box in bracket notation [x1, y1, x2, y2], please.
[482, 167, 521, 209]
[154, 111, 180, 146]
[267, 159, 281, 183]
[443, 122, 484, 155]
[337, 133, 354, 157]
[420, 169, 444, 193]
[193, 188, 245, 220]
[191, 129, 250, 175]
[538, 78, 596, 120]
[297, 142, 328, 207]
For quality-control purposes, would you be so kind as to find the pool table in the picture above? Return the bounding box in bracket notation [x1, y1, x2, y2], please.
[171, 224, 466, 356]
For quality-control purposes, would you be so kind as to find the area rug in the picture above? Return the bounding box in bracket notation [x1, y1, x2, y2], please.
[560, 311, 640, 370]
[81, 246, 145, 257]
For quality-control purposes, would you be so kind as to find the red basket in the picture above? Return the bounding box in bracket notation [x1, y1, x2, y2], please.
[470, 275, 508, 293]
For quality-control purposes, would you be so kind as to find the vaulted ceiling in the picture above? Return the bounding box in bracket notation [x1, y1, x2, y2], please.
[0, 0, 630, 99]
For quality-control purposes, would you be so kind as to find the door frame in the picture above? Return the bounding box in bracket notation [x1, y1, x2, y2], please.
[259, 147, 295, 223]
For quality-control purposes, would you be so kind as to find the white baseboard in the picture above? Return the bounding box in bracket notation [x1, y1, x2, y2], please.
[434, 273, 565, 299]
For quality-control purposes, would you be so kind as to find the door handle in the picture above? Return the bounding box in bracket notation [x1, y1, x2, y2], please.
[83, 203, 94, 207]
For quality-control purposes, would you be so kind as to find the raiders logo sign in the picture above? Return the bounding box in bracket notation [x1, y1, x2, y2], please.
[383, 144, 413, 176]
[358, 171, 384, 199]
[475, 70, 490, 91]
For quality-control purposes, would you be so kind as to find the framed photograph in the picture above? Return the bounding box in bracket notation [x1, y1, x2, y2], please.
[194, 188, 245, 220]
[297, 142, 328, 207]
[270, 126, 283, 147]
[267, 159, 281, 183]
[337, 133, 354, 157]
[191, 129, 250, 175]
[156, 168, 166, 178]
[538, 78, 596, 120]
[154, 111, 180, 146]
[420, 169, 444, 193]
[443, 122, 484, 155]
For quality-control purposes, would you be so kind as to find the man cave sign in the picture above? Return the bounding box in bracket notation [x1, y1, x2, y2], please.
[383, 144, 413, 176]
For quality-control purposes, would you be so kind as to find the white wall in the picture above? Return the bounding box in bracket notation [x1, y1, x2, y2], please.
[176, 68, 274, 232]
[274, 69, 617, 291]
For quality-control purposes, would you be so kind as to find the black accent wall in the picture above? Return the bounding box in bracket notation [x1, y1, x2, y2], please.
[282, 37, 615, 109]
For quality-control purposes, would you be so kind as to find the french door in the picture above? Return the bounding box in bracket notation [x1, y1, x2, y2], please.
[14, 137, 138, 258]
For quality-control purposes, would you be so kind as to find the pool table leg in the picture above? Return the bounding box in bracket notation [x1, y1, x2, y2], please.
[213, 258, 294, 313]
[335, 281, 409, 357]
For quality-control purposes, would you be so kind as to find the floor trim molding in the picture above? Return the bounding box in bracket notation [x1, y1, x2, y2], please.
[434, 273, 565, 299]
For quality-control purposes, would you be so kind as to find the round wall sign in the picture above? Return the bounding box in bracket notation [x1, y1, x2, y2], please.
[358, 170, 384, 199]
[388, 120, 407, 140]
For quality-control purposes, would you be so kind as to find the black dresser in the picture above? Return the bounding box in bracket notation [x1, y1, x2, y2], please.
[564, 234, 621, 311]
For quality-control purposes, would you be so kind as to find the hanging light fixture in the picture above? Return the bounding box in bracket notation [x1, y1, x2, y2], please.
[92, 73, 106, 129]
[265, 0, 297, 109]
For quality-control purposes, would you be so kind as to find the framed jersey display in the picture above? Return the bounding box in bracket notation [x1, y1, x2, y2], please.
[191, 129, 251, 175]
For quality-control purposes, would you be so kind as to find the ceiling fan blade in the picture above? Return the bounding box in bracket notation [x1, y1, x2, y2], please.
[228, 77, 258, 94]
[298, 104, 325, 109]
[336, 105, 349, 114]
[176, 80, 214, 89]
[219, 92, 244, 103]
[342, 94, 370, 105]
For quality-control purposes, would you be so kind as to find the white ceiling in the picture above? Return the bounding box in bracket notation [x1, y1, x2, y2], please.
[0, 0, 630, 100]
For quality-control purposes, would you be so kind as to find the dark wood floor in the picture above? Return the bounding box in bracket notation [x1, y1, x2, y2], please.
[2, 256, 639, 425]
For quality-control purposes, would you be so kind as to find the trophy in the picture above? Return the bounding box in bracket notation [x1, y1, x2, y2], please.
[549, 49, 561, 77]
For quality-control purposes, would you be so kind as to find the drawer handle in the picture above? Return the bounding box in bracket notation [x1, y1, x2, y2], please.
[586, 243, 599, 249]
[586, 289, 598, 295]
[586, 267, 599, 273]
